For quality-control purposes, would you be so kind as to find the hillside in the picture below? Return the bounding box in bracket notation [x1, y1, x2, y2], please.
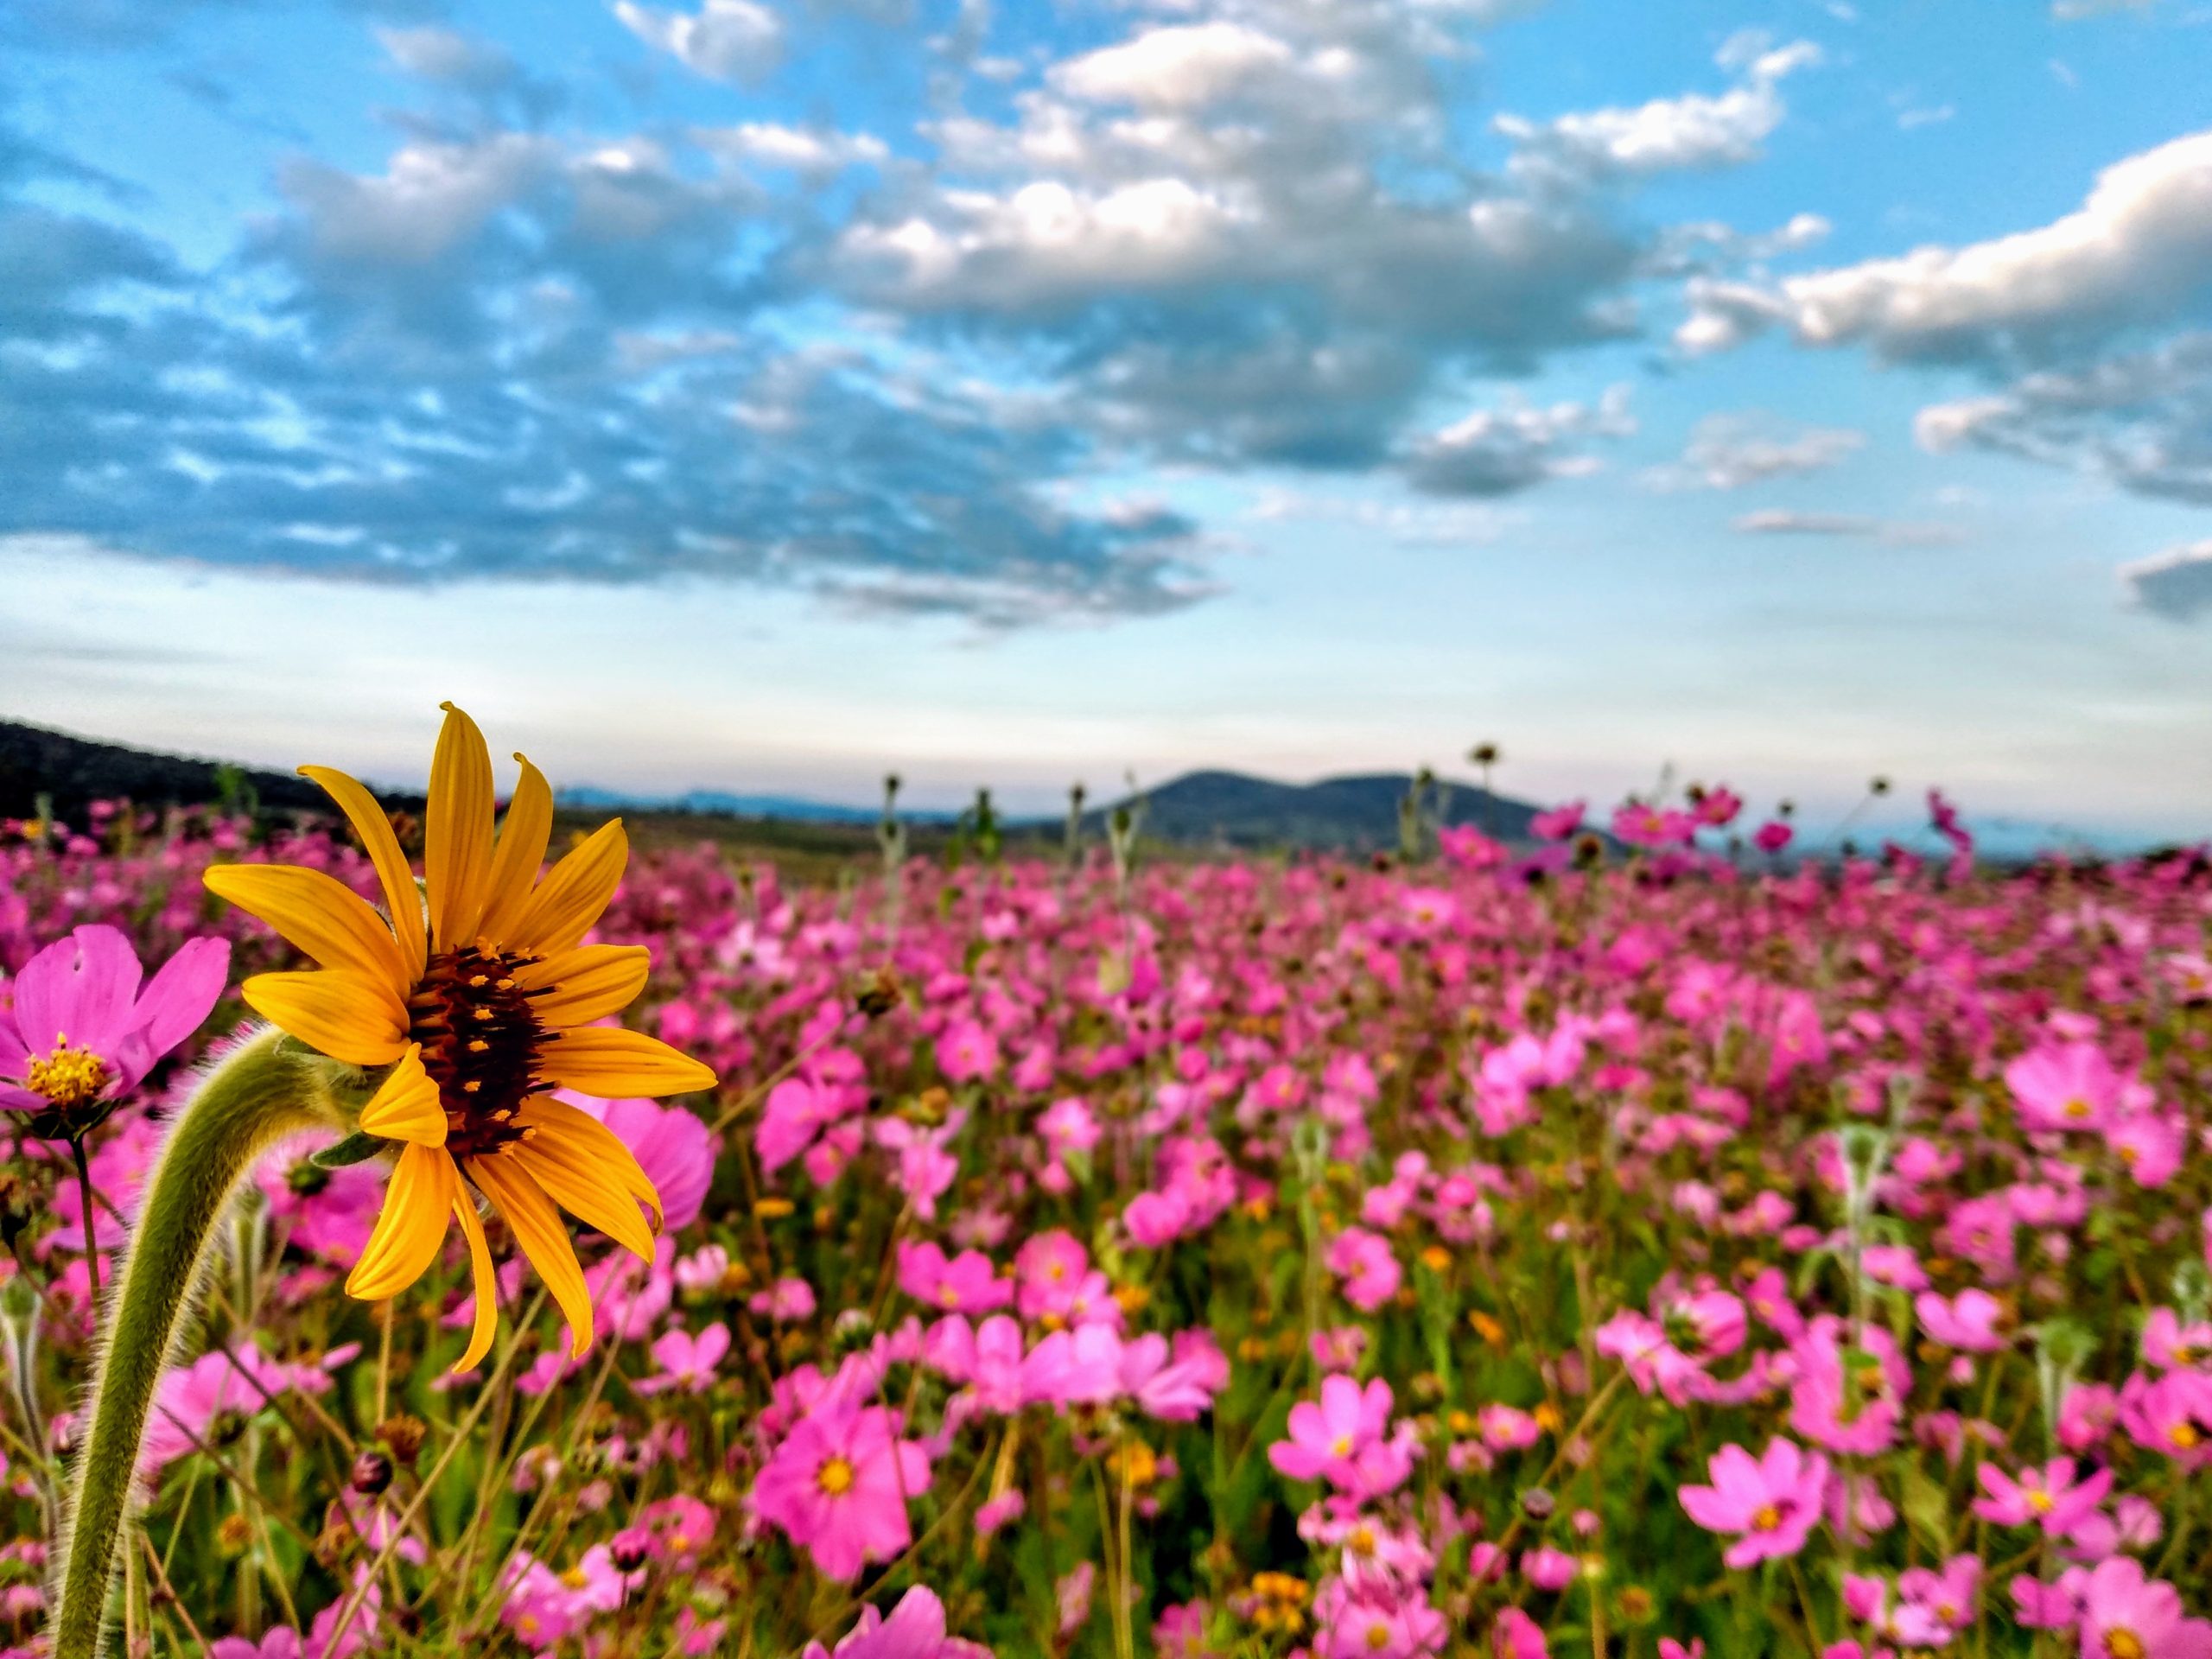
[0, 719, 1561, 858]
[0, 719, 358, 823]
[1087, 769, 1554, 852]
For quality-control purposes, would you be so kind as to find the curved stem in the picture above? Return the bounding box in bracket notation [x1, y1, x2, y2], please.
[50, 1027, 339, 1659]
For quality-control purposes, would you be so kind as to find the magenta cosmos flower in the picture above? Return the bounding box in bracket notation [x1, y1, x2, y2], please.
[0, 925, 230, 1131]
[1269, 1375, 1409, 1495]
[1678, 1438, 1828, 1568]
[1974, 1458, 2113, 1540]
[753, 1400, 933, 1580]
[801, 1586, 957, 1659]
[2077, 1558, 2212, 1659]
[1327, 1227, 1402, 1313]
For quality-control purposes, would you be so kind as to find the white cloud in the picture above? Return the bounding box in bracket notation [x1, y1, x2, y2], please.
[1732, 510, 1967, 545]
[1690, 129, 2212, 359]
[1403, 385, 1634, 496]
[614, 0, 785, 84]
[274, 133, 556, 267]
[2120, 539, 2212, 620]
[1896, 103, 1955, 130]
[1051, 22, 1294, 110]
[695, 122, 888, 175]
[1914, 333, 2212, 503]
[2053, 0, 2152, 16]
[1647, 414, 1864, 489]
[1497, 35, 1819, 181]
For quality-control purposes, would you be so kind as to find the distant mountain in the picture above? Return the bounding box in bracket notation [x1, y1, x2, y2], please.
[0, 719, 360, 822]
[1084, 769, 1558, 852]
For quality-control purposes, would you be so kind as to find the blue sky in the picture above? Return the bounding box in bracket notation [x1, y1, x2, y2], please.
[3, 0, 2210, 843]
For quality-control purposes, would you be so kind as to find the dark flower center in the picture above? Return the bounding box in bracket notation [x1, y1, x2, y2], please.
[408, 944, 548, 1157]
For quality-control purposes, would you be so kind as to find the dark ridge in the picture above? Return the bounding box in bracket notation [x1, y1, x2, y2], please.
[1081, 768, 1560, 852]
[0, 718, 415, 823]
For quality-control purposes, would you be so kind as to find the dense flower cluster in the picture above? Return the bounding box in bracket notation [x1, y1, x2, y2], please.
[0, 785, 2209, 1656]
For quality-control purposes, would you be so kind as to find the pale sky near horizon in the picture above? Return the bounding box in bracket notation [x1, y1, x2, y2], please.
[3, 0, 2209, 846]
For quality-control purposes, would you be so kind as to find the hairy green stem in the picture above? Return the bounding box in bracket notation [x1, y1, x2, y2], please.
[50, 1027, 345, 1659]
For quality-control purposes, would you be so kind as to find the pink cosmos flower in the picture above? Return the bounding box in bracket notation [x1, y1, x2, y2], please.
[2108, 1115, 2183, 1188]
[1269, 1376, 1412, 1497]
[1522, 1546, 1577, 1591]
[1313, 1581, 1447, 1659]
[1123, 1189, 1192, 1249]
[141, 1346, 335, 1474]
[1916, 1289, 2009, 1354]
[897, 1242, 1013, 1314]
[1117, 1330, 1230, 1422]
[1752, 821, 1794, 855]
[1892, 1555, 1981, 1644]
[1491, 1606, 1548, 1658]
[1789, 1318, 1909, 1454]
[752, 1401, 933, 1580]
[635, 1324, 730, 1396]
[1327, 1227, 1402, 1313]
[1154, 1600, 1220, 1659]
[0, 925, 230, 1123]
[1677, 1438, 1828, 1568]
[936, 1018, 1001, 1084]
[1020, 1322, 1123, 1408]
[2143, 1308, 2212, 1371]
[2011, 1571, 2088, 1630]
[1530, 801, 1585, 842]
[2077, 1558, 2212, 1658]
[2003, 1042, 2136, 1134]
[1973, 1459, 2112, 1538]
[593, 1096, 716, 1231]
[800, 1586, 958, 1659]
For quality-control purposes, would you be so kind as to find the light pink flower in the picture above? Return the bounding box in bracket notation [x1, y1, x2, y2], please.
[1678, 1438, 1828, 1568]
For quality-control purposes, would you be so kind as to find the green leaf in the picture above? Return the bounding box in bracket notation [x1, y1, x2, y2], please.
[1898, 1461, 1949, 1554]
[312, 1131, 390, 1169]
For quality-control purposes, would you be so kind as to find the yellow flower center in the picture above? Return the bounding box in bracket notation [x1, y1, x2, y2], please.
[409, 944, 548, 1155]
[1365, 1623, 1392, 1650]
[817, 1456, 856, 1497]
[25, 1041, 111, 1109]
[2171, 1423, 2200, 1450]
[560, 1567, 589, 1590]
[938, 1285, 961, 1307]
[2063, 1097, 2093, 1120]
[1332, 1435, 1353, 1457]
[2107, 1630, 2146, 1659]
[1348, 1526, 1376, 1555]
[1751, 1505, 1782, 1533]
[2028, 1489, 2054, 1513]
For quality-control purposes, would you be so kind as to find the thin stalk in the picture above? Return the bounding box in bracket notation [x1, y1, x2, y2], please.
[50, 1028, 339, 1659]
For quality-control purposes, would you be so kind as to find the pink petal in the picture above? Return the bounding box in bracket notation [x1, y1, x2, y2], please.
[130, 937, 232, 1059]
[13, 925, 143, 1058]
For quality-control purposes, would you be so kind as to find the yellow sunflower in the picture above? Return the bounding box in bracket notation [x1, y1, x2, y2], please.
[204, 703, 717, 1371]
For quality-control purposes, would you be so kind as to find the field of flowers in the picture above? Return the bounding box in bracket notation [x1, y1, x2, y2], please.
[1, 708, 2209, 1658]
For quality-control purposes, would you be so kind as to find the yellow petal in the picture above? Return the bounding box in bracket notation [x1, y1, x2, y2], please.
[537, 1026, 717, 1099]
[518, 1094, 663, 1232]
[510, 1140, 656, 1262]
[300, 766, 426, 975]
[450, 1189, 499, 1375]
[478, 753, 553, 946]
[469, 1154, 595, 1358]
[427, 702, 496, 954]
[346, 1144, 458, 1300]
[358, 1045, 448, 1147]
[505, 819, 627, 957]
[242, 969, 407, 1066]
[513, 945, 650, 1028]
[203, 863, 410, 995]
